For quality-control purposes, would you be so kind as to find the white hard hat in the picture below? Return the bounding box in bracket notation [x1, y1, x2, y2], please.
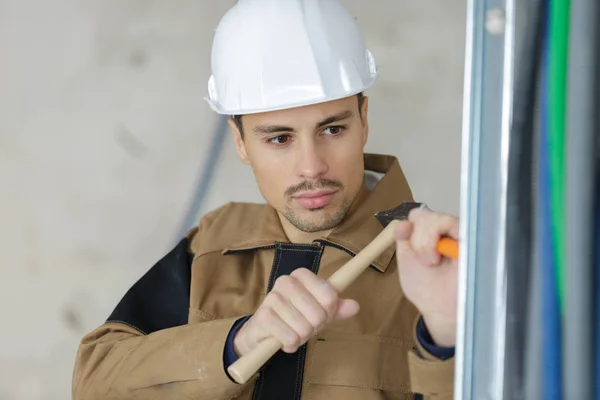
[205, 0, 378, 115]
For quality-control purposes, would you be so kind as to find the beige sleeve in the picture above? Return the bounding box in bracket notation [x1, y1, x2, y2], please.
[72, 319, 256, 400]
[407, 316, 455, 399]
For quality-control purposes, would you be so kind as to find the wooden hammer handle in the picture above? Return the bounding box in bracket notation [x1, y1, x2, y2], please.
[226, 220, 400, 384]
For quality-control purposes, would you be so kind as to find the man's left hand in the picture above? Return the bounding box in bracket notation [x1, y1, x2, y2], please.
[394, 207, 459, 348]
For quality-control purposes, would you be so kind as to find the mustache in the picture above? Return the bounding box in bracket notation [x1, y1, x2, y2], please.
[285, 179, 344, 197]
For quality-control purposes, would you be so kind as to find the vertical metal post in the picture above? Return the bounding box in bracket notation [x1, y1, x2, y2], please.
[455, 0, 516, 398]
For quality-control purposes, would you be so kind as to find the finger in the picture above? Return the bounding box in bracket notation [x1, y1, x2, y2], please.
[395, 221, 415, 259]
[333, 298, 360, 321]
[408, 209, 442, 265]
[409, 208, 459, 240]
[441, 215, 460, 240]
[290, 268, 339, 322]
[258, 306, 302, 353]
[414, 248, 440, 267]
[278, 274, 328, 331]
[394, 220, 413, 241]
[395, 238, 414, 260]
[269, 293, 314, 346]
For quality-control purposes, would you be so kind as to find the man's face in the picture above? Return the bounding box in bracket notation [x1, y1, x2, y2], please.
[231, 96, 369, 233]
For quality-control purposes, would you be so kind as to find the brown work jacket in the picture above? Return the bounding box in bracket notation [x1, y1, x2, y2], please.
[72, 154, 454, 400]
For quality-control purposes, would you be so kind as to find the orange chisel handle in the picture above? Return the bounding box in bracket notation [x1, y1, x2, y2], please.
[436, 237, 459, 260]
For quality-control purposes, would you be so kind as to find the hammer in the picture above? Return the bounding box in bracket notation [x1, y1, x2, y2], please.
[226, 201, 459, 384]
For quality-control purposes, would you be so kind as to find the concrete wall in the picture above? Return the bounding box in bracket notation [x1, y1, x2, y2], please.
[0, 1, 465, 398]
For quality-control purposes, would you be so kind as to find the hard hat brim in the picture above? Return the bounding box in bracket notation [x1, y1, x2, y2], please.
[204, 74, 377, 116]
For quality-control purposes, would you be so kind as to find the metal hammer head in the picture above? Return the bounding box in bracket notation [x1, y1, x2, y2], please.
[374, 202, 427, 227]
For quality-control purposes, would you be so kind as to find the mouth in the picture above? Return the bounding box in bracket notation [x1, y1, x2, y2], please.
[292, 190, 338, 210]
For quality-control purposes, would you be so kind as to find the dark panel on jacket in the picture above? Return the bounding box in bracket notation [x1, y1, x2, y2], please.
[107, 238, 193, 334]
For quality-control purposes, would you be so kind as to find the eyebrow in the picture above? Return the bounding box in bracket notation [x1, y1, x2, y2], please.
[316, 110, 354, 128]
[252, 110, 354, 135]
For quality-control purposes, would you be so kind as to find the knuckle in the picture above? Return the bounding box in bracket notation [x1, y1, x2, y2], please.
[273, 275, 290, 290]
[260, 307, 278, 323]
[285, 332, 301, 348]
[274, 275, 299, 292]
[297, 324, 313, 340]
[291, 267, 310, 278]
[310, 308, 328, 327]
[265, 291, 284, 308]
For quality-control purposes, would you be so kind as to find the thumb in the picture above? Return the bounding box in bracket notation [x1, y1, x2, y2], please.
[395, 221, 415, 257]
[394, 220, 413, 241]
[334, 299, 360, 321]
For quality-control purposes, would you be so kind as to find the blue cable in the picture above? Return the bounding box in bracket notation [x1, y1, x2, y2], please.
[540, 4, 562, 397]
[174, 115, 229, 243]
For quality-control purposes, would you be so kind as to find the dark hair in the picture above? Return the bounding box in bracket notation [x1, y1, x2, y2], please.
[232, 92, 365, 138]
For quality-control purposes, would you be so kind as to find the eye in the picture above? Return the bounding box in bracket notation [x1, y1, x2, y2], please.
[323, 126, 345, 135]
[267, 135, 291, 145]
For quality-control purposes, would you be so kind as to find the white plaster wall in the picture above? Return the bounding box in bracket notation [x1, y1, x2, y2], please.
[0, 1, 465, 398]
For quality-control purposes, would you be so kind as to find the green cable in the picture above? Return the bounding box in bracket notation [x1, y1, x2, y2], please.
[549, 0, 569, 312]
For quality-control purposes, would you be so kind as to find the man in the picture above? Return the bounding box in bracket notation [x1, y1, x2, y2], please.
[72, 0, 459, 399]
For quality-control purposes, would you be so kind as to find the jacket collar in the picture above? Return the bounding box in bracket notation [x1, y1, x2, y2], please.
[223, 153, 414, 272]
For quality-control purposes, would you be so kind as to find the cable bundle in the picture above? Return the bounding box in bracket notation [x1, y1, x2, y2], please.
[539, 1, 569, 399]
[537, 0, 600, 398]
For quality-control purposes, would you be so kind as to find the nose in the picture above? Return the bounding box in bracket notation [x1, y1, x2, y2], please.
[294, 136, 329, 180]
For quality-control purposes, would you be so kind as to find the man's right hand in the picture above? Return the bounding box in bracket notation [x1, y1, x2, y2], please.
[233, 268, 360, 356]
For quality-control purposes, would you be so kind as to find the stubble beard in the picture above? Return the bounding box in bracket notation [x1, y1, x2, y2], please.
[282, 197, 352, 233]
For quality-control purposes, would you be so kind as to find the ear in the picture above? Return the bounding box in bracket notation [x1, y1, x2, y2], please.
[360, 96, 370, 146]
[228, 118, 251, 165]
